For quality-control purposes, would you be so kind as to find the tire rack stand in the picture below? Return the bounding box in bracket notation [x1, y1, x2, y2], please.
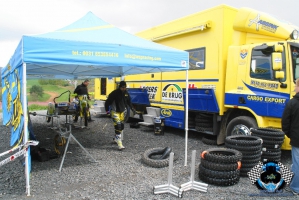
[179, 150, 208, 197]
[153, 152, 180, 197]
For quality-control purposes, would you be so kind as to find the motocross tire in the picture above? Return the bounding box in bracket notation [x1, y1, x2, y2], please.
[241, 157, 261, 164]
[202, 135, 217, 145]
[261, 155, 281, 162]
[195, 126, 213, 132]
[262, 143, 282, 149]
[199, 172, 240, 186]
[241, 149, 262, 156]
[225, 135, 263, 147]
[199, 164, 240, 179]
[242, 152, 262, 160]
[201, 148, 242, 163]
[250, 128, 285, 137]
[226, 116, 257, 136]
[46, 111, 51, 123]
[251, 132, 284, 141]
[200, 159, 241, 171]
[240, 168, 253, 177]
[196, 113, 213, 119]
[225, 143, 262, 152]
[142, 147, 178, 168]
[83, 107, 88, 127]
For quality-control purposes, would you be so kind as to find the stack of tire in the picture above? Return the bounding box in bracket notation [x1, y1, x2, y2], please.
[188, 112, 196, 129]
[199, 148, 241, 186]
[195, 113, 213, 132]
[202, 135, 217, 145]
[225, 135, 263, 177]
[250, 128, 285, 162]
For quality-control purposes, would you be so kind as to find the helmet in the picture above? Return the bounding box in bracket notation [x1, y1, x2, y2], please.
[256, 161, 285, 192]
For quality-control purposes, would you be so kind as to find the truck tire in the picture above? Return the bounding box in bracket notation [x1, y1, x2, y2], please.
[142, 147, 178, 168]
[226, 116, 257, 136]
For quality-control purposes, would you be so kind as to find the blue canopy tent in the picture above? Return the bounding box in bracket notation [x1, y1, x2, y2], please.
[1, 12, 189, 196]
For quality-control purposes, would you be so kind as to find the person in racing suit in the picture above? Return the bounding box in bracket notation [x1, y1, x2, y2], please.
[105, 81, 136, 150]
[74, 79, 94, 122]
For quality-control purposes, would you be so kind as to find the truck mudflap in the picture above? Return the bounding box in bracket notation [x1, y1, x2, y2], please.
[183, 88, 219, 112]
[127, 88, 150, 105]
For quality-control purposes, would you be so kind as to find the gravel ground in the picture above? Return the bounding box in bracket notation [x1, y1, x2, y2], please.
[0, 111, 298, 200]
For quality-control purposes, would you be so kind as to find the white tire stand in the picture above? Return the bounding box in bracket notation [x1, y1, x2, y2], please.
[179, 150, 208, 197]
[153, 152, 180, 197]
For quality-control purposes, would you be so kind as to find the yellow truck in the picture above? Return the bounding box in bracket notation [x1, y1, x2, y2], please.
[95, 4, 299, 150]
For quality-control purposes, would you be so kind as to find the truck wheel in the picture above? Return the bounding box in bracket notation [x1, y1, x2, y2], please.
[226, 116, 257, 136]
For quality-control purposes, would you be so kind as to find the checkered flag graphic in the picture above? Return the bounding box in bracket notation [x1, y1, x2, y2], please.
[278, 162, 293, 185]
[247, 161, 263, 184]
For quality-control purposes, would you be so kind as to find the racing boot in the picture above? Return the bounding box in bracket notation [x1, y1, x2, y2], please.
[114, 134, 125, 150]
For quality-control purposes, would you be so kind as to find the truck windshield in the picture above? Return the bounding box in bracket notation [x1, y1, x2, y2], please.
[250, 46, 286, 82]
[291, 45, 299, 82]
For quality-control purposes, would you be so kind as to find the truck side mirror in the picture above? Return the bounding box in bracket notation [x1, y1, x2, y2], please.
[272, 52, 283, 71]
[275, 71, 284, 79]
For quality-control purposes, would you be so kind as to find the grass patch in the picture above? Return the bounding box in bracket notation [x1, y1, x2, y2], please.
[27, 93, 51, 102]
[28, 104, 47, 111]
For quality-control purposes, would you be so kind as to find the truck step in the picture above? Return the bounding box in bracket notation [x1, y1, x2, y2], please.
[146, 107, 160, 117]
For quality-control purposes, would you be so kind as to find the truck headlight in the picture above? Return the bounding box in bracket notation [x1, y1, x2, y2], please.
[291, 30, 299, 40]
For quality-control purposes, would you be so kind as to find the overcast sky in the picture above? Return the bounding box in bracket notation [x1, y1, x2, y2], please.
[1, 0, 299, 68]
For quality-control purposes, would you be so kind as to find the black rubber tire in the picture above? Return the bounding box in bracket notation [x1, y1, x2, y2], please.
[226, 116, 257, 136]
[201, 148, 242, 163]
[199, 172, 240, 186]
[241, 149, 262, 156]
[242, 152, 262, 160]
[142, 147, 178, 168]
[83, 107, 88, 127]
[46, 111, 51, 123]
[195, 122, 213, 128]
[225, 143, 262, 152]
[262, 143, 282, 149]
[241, 157, 261, 164]
[200, 159, 241, 171]
[261, 155, 281, 162]
[251, 132, 284, 141]
[202, 136, 217, 145]
[195, 126, 213, 132]
[262, 139, 284, 145]
[225, 135, 263, 146]
[199, 164, 240, 179]
[250, 128, 285, 137]
[196, 113, 213, 118]
[262, 151, 281, 157]
[240, 168, 253, 177]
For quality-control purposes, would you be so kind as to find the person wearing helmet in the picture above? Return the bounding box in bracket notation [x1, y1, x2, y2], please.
[105, 81, 136, 150]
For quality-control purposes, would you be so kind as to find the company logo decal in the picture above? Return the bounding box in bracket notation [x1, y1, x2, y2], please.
[161, 109, 172, 117]
[162, 84, 183, 103]
[248, 13, 279, 33]
[142, 86, 158, 100]
[240, 49, 248, 59]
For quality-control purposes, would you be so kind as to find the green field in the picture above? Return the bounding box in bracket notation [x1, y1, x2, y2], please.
[27, 79, 75, 102]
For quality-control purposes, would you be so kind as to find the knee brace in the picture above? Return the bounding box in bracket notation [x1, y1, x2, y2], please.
[114, 123, 123, 134]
